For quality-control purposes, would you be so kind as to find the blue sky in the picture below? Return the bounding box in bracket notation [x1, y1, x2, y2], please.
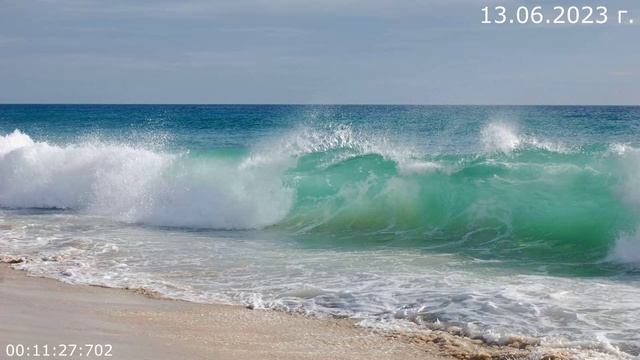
[0, 0, 639, 104]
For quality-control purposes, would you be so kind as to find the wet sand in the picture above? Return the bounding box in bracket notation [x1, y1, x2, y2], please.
[0, 264, 537, 360]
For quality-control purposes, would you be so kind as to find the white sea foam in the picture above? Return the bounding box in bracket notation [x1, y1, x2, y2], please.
[139, 157, 293, 229]
[396, 160, 441, 175]
[252, 124, 395, 162]
[608, 232, 640, 265]
[0, 129, 34, 156]
[0, 127, 425, 229]
[254, 123, 441, 176]
[0, 130, 292, 229]
[5, 228, 637, 360]
[606, 145, 640, 265]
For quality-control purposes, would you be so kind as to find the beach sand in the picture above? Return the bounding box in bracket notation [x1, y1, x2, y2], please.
[0, 264, 537, 360]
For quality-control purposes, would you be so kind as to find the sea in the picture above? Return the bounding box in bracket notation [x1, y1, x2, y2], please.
[1, 105, 639, 359]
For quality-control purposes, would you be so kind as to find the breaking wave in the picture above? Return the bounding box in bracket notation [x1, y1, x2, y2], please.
[1, 123, 640, 265]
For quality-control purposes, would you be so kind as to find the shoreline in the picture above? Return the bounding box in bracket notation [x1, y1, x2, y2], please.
[0, 262, 546, 360]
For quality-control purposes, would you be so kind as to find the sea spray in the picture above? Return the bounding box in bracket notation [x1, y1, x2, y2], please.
[2, 126, 640, 264]
[0, 130, 292, 229]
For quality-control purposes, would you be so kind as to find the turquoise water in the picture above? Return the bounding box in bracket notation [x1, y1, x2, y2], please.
[1, 105, 640, 358]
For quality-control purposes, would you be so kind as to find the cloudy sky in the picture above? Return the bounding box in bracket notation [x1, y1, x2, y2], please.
[0, 0, 639, 104]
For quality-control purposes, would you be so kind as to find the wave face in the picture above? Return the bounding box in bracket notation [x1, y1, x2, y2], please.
[1, 122, 640, 267]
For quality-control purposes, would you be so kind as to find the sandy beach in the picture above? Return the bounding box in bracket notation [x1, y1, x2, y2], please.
[0, 263, 540, 360]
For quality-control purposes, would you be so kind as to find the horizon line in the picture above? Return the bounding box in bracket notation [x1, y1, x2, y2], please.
[1, 103, 639, 107]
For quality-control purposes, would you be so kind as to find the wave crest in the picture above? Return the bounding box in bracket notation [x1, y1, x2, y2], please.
[0, 130, 292, 229]
[3, 127, 640, 265]
[481, 121, 566, 154]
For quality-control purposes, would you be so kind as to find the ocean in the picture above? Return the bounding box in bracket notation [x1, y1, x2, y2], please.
[1, 105, 639, 358]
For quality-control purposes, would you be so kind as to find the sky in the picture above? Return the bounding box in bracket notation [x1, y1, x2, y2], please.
[0, 0, 639, 105]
